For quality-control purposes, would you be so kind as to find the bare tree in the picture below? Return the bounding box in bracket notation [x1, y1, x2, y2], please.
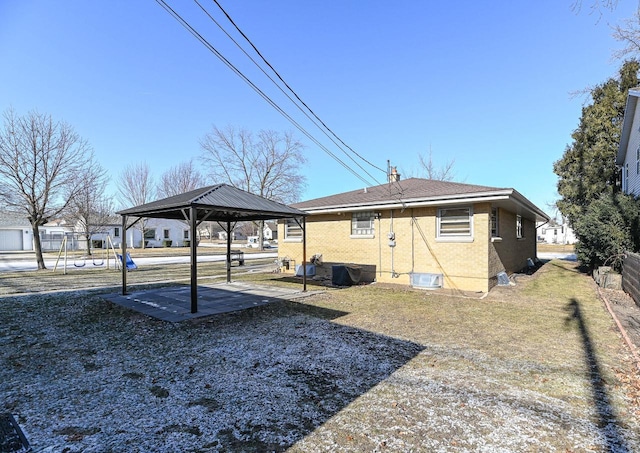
[199, 125, 306, 203]
[0, 108, 93, 269]
[612, 9, 640, 60]
[157, 159, 206, 199]
[200, 125, 306, 249]
[65, 162, 114, 255]
[117, 162, 155, 248]
[417, 147, 457, 181]
[571, 0, 619, 20]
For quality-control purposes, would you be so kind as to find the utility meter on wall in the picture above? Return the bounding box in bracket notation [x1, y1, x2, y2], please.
[388, 231, 396, 247]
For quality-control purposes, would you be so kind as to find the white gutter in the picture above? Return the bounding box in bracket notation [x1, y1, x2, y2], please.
[301, 189, 549, 222]
[300, 190, 515, 214]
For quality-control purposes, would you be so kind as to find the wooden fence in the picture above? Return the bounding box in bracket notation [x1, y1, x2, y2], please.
[622, 252, 640, 308]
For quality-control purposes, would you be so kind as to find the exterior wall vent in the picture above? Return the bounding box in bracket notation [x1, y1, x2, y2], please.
[411, 273, 443, 290]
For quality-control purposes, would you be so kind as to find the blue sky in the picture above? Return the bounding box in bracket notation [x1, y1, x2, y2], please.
[0, 1, 635, 216]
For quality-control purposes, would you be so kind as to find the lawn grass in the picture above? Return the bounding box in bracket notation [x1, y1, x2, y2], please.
[0, 258, 278, 295]
[1, 258, 639, 451]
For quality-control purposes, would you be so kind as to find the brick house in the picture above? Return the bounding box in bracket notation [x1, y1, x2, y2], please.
[277, 178, 549, 293]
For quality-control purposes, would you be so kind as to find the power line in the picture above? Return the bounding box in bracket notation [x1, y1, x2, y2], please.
[206, 0, 387, 178]
[154, 0, 374, 187]
[193, 0, 382, 185]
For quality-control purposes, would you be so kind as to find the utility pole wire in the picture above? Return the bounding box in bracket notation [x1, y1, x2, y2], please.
[194, 0, 382, 185]
[207, 0, 387, 177]
[155, 0, 376, 188]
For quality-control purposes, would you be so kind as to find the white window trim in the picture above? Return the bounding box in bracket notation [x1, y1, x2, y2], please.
[284, 218, 303, 242]
[491, 207, 500, 238]
[516, 215, 523, 239]
[351, 211, 375, 237]
[436, 206, 474, 242]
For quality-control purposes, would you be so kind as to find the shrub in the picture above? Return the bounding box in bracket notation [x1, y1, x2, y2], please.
[574, 192, 640, 272]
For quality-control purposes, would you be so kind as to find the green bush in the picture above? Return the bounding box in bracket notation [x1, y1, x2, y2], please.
[574, 192, 640, 272]
[162, 240, 172, 247]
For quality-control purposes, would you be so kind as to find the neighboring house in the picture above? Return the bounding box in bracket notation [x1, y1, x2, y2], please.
[137, 218, 192, 247]
[617, 87, 640, 196]
[264, 222, 278, 241]
[536, 221, 577, 245]
[0, 214, 194, 251]
[278, 178, 549, 293]
[39, 219, 74, 251]
[0, 215, 33, 251]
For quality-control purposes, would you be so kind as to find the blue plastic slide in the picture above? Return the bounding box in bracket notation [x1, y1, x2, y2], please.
[117, 252, 138, 270]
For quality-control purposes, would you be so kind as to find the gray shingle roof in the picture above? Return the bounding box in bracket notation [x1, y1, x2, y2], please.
[117, 184, 307, 221]
[0, 214, 30, 228]
[292, 178, 507, 210]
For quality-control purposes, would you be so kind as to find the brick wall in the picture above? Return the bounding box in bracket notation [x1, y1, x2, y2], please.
[278, 203, 534, 293]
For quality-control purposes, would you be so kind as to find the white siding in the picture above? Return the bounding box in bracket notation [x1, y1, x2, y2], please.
[0, 229, 24, 251]
[623, 100, 640, 196]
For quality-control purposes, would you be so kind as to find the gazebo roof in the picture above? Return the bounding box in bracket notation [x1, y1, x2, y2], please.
[116, 184, 309, 315]
[117, 184, 307, 221]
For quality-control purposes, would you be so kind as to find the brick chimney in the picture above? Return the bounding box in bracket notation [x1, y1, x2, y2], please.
[389, 166, 401, 182]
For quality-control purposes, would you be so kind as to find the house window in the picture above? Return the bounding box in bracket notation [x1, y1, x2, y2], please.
[163, 229, 170, 239]
[183, 230, 189, 240]
[516, 215, 523, 239]
[351, 211, 375, 236]
[438, 207, 472, 238]
[285, 218, 303, 240]
[636, 146, 640, 174]
[625, 163, 629, 193]
[491, 207, 499, 237]
[144, 228, 155, 240]
[114, 227, 120, 238]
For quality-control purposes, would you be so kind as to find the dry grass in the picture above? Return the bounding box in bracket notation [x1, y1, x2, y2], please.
[2, 259, 639, 451]
[537, 242, 575, 253]
[0, 258, 277, 295]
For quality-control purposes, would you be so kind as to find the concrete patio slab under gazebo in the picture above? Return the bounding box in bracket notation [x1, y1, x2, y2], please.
[116, 184, 309, 314]
[104, 281, 321, 322]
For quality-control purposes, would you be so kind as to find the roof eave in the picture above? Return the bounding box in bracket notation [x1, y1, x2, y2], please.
[617, 89, 640, 165]
[301, 189, 549, 223]
[300, 190, 515, 213]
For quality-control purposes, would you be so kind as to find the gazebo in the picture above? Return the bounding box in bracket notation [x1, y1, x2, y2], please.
[117, 184, 308, 313]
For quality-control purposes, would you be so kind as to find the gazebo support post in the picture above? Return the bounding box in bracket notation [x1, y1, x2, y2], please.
[226, 221, 232, 283]
[303, 216, 307, 292]
[121, 215, 127, 295]
[190, 206, 198, 313]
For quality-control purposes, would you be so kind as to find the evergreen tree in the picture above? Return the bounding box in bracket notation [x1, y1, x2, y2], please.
[553, 60, 639, 227]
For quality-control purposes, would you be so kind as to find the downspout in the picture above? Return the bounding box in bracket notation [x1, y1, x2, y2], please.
[411, 208, 415, 274]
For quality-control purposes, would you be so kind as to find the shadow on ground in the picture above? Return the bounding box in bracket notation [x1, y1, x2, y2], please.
[565, 298, 631, 452]
[1, 289, 424, 451]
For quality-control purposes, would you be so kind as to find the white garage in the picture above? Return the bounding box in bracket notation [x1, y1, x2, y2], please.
[0, 229, 24, 251]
